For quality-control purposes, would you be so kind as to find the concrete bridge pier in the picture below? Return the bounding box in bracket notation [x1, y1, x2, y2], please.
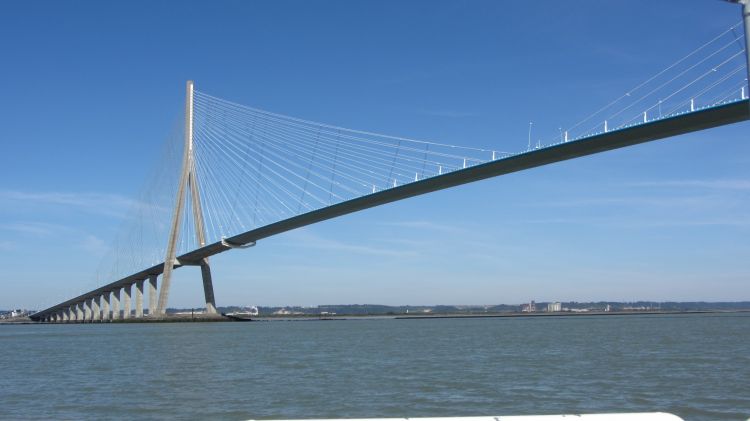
[92, 298, 100, 321]
[135, 279, 144, 318]
[75, 304, 83, 322]
[122, 284, 131, 319]
[67, 307, 75, 322]
[84, 299, 92, 321]
[111, 289, 120, 320]
[148, 275, 158, 316]
[201, 261, 217, 314]
[101, 293, 110, 321]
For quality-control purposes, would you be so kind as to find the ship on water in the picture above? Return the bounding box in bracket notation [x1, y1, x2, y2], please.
[223, 306, 259, 321]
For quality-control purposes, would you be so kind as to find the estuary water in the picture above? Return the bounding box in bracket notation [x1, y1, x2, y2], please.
[1, 313, 748, 420]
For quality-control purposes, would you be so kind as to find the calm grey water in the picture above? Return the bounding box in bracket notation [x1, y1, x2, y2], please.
[1, 313, 748, 420]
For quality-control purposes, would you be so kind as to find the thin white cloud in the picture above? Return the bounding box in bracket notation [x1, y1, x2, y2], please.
[379, 220, 470, 235]
[306, 237, 413, 257]
[633, 217, 750, 228]
[0, 190, 165, 219]
[541, 195, 728, 209]
[520, 215, 750, 229]
[378, 238, 433, 248]
[79, 235, 108, 257]
[628, 179, 750, 190]
[0, 222, 72, 236]
[279, 229, 416, 257]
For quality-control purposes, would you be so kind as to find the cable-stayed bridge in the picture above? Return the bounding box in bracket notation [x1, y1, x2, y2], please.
[32, 5, 750, 322]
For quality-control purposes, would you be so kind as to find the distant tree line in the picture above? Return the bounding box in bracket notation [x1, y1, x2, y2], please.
[163, 301, 750, 315]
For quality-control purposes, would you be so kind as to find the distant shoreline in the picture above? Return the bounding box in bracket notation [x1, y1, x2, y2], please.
[2, 309, 748, 325]
[392, 309, 750, 320]
[235, 309, 750, 322]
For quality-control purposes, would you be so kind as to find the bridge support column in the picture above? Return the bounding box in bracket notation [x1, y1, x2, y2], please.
[122, 284, 131, 319]
[111, 289, 120, 320]
[92, 297, 100, 321]
[135, 279, 144, 318]
[84, 299, 92, 321]
[76, 304, 83, 322]
[101, 293, 110, 321]
[201, 261, 217, 314]
[148, 275, 158, 316]
[68, 307, 75, 322]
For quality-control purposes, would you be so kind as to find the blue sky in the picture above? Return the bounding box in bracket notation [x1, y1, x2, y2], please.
[1, 0, 748, 310]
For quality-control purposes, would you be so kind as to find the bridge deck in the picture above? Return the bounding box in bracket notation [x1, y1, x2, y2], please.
[33, 99, 750, 319]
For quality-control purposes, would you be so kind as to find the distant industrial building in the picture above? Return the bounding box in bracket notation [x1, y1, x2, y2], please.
[520, 300, 536, 312]
[547, 302, 562, 312]
[0, 309, 31, 319]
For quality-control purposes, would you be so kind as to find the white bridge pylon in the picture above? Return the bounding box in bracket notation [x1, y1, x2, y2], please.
[156, 81, 216, 315]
